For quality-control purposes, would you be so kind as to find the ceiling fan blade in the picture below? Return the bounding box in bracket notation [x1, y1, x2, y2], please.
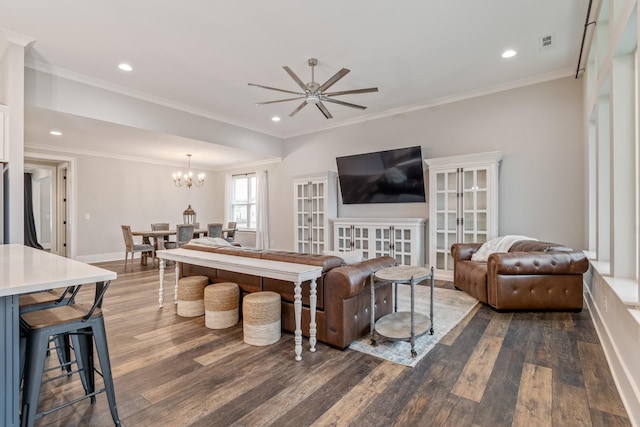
[255, 96, 306, 105]
[316, 101, 333, 119]
[317, 68, 350, 92]
[321, 97, 367, 110]
[248, 83, 304, 96]
[283, 66, 308, 92]
[324, 87, 379, 97]
[289, 101, 308, 117]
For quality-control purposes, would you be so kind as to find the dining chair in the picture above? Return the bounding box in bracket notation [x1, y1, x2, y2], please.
[121, 225, 155, 268]
[151, 222, 177, 250]
[176, 224, 195, 247]
[207, 223, 223, 238]
[225, 221, 237, 242]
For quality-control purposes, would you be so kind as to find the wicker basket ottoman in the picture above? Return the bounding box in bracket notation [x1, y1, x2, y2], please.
[242, 291, 281, 346]
[177, 275, 209, 317]
[204, 282, 239, 329]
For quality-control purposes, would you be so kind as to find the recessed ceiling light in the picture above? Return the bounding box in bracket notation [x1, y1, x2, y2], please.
[118, 63, 133, 72]
[501, 49, 517, 59]
[272, 116, 281, 122]
[49, 130, 62, 136]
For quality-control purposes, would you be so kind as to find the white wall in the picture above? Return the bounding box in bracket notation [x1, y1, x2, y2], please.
[24, 150, 224, 261]
[259, 76, 585, 252]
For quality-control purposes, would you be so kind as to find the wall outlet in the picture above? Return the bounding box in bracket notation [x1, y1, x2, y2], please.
[84, 213, 90, 220]
[604, 295, 608, 313]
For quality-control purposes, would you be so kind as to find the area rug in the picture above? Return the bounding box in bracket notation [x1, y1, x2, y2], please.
[349, 286, 478, 367]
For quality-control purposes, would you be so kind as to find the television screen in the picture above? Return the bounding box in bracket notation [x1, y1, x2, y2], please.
[336, 146, 426, 204]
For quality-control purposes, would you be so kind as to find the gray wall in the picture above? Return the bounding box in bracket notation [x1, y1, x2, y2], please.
[29, 76, 585, 258]
[263, 76, 585, 251]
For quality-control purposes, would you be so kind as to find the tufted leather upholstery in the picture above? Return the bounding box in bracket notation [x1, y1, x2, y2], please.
[452, 240, 588, 311]
[179, 244, 396, 348]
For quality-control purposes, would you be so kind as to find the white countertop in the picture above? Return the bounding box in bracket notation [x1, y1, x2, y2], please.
[0, 244, 116, 297]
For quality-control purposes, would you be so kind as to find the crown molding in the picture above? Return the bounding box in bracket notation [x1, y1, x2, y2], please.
[25, 143, 281, 171]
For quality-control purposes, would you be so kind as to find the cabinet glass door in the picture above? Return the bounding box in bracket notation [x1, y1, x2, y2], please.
[335, 225, 352, 252]
[435, 171, 457, 271]
[393, 227, 413, 265]
[309, 181, 326, 253]
[294, 182, 310, 252]
[353, 226, 370, 259]
[462, 168, 489, 243]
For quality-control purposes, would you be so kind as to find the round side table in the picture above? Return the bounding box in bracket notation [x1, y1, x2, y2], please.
[370, 265, 434, 358]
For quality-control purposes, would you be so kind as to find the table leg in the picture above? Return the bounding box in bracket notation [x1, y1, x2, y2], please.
[294, 280, 302, 361]
[174, 263, 180, 305]
[430, 267, 435, 335]
[158, 259, 165, 308]
[309, 278, 317, 352]
[370, 272, 377, 346]
[410, 277, 417, 358]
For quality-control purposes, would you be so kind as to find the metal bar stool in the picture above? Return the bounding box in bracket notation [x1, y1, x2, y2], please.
[19, 286, 77, 377]
[20, 281, 120, 427]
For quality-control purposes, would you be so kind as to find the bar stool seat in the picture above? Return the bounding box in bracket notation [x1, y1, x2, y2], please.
[242, 291, 281, 346]
[204, 282, 239, 329]
[20, 281, 120, 427]
[177, 276, 209, 317]
[19, 287, 76, 376]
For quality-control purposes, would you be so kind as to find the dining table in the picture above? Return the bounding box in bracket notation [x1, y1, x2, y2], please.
[0, 244, 117, 426]
[132, 228, 210, 250]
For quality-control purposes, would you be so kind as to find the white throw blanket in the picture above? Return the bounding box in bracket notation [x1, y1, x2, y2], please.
[470, 235, 537, 262]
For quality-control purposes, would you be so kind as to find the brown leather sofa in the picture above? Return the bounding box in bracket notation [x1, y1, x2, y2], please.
[180, 243, 397, 349]
[451, 240, 588, 311]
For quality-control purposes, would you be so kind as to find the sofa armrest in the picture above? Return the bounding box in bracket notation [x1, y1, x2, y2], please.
[324, 256, 397, 300]
[488, 251, 589, 276]
[451, 243, 483, 262]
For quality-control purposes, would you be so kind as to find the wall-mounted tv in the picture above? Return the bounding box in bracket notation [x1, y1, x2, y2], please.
[336, 146, 426, 204]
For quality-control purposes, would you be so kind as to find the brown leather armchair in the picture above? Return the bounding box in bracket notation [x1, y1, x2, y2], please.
[451, 240, 588, 311]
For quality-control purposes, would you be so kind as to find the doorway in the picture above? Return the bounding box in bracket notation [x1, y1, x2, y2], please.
[24, 154, 74, 258]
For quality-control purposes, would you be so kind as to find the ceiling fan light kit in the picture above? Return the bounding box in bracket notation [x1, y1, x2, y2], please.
[249, 58, 378, 119]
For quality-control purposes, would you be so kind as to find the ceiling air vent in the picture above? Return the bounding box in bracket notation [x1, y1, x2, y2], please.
[539, 34, 554, 51]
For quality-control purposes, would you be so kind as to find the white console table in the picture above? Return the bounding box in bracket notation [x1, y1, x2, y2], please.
[0, 244, 116, 427]
[156, 247, 323, 361]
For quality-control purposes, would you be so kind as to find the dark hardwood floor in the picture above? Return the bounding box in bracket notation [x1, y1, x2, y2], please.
[32, 259, 631, 426]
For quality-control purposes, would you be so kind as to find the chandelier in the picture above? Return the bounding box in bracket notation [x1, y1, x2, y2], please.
[172, 154, 205, 188]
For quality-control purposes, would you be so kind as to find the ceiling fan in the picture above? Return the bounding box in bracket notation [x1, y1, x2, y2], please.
[248, 58, 378, 119]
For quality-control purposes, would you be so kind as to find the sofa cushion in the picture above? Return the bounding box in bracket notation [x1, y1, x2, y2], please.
[470, 235, 537, 262]
[508, 240, 574, 253]
[322, 250, 363, 265]
[261, 250, 344, 273]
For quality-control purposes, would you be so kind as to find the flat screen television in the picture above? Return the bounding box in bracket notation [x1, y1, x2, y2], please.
[336, 146, 426, 204]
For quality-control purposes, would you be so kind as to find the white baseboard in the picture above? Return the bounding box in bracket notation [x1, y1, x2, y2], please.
[75, 252, 124, 263]
[584, 276, 640, 427]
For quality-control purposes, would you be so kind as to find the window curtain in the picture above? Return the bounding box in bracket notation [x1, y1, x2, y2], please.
[224, 174, 232, 226]
[24, 173, 43, 249]
[255, 170, 269, 250]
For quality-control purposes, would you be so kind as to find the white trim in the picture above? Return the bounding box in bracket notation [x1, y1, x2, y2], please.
[25, 143, 281, 171]
[24, 60, 279, 138]
[24, 151, 77, 260]
[283, 68, 575, 139]
[75, 251, 123, 264]
[586, 263, 640, 426]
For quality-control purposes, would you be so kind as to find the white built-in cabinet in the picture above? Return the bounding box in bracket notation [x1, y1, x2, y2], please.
[331, 218, 426, 266]
[293, 171, 338, 254]
[424, 152, 501, 280]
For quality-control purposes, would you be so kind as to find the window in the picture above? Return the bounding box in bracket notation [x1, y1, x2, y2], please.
[231, 173, 257, 230]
